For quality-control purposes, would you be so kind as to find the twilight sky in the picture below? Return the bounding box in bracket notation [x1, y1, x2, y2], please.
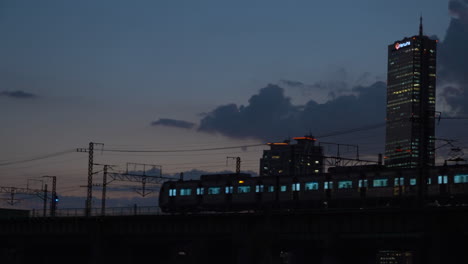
[1, 0, 467, 209]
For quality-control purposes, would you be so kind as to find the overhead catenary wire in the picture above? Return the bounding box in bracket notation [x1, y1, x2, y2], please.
[316, 122, 386, 139]
[103, 143, 266, 153]
[101, 123, 390, 154]
[0, 117, 464, 172]
[0, 149, 75, 167]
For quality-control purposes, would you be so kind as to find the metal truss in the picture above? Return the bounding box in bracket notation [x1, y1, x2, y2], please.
[0, 186, 46, 207]
[324, 156, 379, 167]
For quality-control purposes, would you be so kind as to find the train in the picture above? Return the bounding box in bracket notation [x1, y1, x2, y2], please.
[159, 164, 468, 213]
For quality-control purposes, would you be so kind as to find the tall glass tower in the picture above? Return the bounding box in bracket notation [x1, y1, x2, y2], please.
[384, 18, 437, 168]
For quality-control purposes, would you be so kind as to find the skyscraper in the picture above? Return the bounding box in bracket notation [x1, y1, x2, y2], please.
[260, 135, 324, 177]
[384, 18, 437, 168]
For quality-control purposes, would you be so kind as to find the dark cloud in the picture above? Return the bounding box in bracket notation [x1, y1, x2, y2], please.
[151, 118, 195, 129]
[438, 1, 468, 115]
[280, 79, 304, 87]
[198, 84, 301, 141]
[0, 90, 37, 99]
[148, 2, 467, 151]
[449, 0, 468, 21]
[280, 69, 376, 100]
[197, 82, 386, 142]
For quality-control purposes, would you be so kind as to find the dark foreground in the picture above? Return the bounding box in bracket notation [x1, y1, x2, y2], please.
[0, 207, 467, 264]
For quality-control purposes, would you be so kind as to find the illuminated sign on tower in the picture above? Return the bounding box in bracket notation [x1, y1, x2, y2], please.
[394, 41, 411, 50]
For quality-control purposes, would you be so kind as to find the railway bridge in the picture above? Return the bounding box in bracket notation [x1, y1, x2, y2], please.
[0, 207, 467, 264]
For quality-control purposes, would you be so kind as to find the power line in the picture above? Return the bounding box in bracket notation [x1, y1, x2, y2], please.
[0, 150, 75, 167]
[316, 123, 386, 139]
[103, 144, 266, 153]
[101, 149, 266, 157]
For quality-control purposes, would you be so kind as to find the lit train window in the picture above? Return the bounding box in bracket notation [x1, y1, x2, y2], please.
[196, 187, 204, 195]
[169, 189, 177, 197]
[180, 189, 192, 196]
[292, 183, 300, 192]
[324, 181, 333, 190]
[358, 180, 368, 188]
[373, 179, 388, 187]
[454, 174, 468, 183]
[338, 181, 352, 189]
[394, 177, 404, 186]
[256, 185, 264, 193]
[268, 186, 275, 192]
[410, 178, 417, 186]
[238, 186, 251, 193]
[437, 175, 448, 184]
[225, 186, 233, 194]
[280, 185, 287, 192]
[208, 187, 221, 195]
[427, 178, 432, 185]
[305, 182, 319, 190]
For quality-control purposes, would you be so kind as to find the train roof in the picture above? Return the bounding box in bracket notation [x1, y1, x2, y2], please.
[200, 173, 252, 181]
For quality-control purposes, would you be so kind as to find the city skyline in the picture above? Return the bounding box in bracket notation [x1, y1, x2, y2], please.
[1, 0, 468, 209]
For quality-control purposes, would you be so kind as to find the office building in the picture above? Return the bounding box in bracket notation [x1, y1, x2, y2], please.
[260, 136, 324, 177]
[385, 18, 437, 168]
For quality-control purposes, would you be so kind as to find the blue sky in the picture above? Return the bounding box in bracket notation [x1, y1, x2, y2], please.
[0, 0, 462, 208]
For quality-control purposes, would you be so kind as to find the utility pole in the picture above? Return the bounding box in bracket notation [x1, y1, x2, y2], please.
[86, 142, 94, 217]
[51, 176, 57, 216]
[101, 165, 108, 216]
[227, 156, 241, 174]
[77, 142, 104, 217]
[90, 163, 116, 216]
[43, 184, 48, 217]
[43, 176, 57, 217]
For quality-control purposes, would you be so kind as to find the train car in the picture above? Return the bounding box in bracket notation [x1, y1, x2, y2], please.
[159, 164, 468, 213]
